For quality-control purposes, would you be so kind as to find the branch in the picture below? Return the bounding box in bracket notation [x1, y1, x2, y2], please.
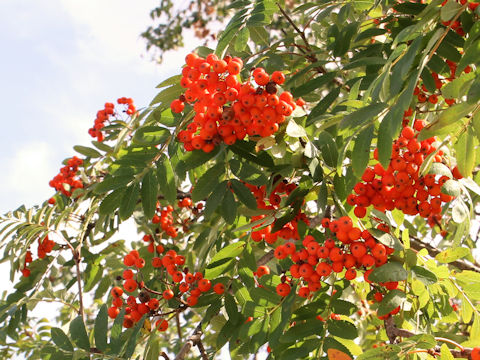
[277, 3, 350, 91]
[384, 316, 473, 358]
[410, 236, 480, 273]
[257, 250, 274, 266]
[174, 323, 208, 360]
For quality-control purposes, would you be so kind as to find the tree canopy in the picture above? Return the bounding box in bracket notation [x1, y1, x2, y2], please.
[1, 0, 480, 359]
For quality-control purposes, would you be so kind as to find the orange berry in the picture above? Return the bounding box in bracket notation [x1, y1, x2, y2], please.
[111, 286, 123, 298]
[123, 279, 137, 293]
[213, 283, 225, 294]
[276, 283, 291, 297]
[163, 289, 174, 300]
[108, 306, 120, 319]
[256, 265, 270, 278]
[156, 319, 169, 332]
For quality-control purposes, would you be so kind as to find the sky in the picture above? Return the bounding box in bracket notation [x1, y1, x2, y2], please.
[0, 0, 200, 213]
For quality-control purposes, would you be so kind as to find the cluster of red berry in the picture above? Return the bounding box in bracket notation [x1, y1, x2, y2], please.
[108, 243, 226, 330]
[172, 52, 300, 152]
[414, 63, 471, 106]
[247, 181, 310, 244]
[151, 204, 178, 238]
[271, 216, 395, 299]
[348, 113, 457, 220]
[87, 98, 136, 142]
[21, 251, 33, 277]
[21, 235, 56, 277]
[48, 156, 83, 198]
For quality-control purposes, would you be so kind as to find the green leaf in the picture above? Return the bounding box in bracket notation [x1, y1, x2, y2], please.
[225, 294, 241, 325]
[435, 247, 470, 263]
[93, 175, 133, 194]
[51, 327, 74, 352]
[412, 266, 438, 285]
[292, 72, 337, 98]
[234, 26, 250, 52]
[456, 39, 480, 77]
[94, 304, 108, 352]
[99, 188, 126, 215]
[69, 316, 90, 351]
[352, 125, 374, 178]
[204, 180, 228, 218]
[441, 0, 463, 21]
[455, 126, 476, 178]
[327, 319, 358, 340]
[369, 229, 403, 251]
[156, 156, 177, 204]
[123, 317, 145, 358]
[73, 145, 102, 158]
[279, 319, 322, 344]
[441, 71, 476, 99]
[286, 119, 307, 138]
[119, 183, 140, 220]
[452, 200, 469, 223]
[418, 102, 475, 141]
[330, 299, 358, 316]
[440, 343, 454, 360]
[222, 189, 237, 224]
[306, 88, 341, 126]
[150, 84, 182, 106]
[441, 179, 461, 197]
[377, 289, 406, 316]
[141, 170, 158, 220]
[368, 262, 407, 283]
[230, 179, 257, 209]
[191, 162, 225, 202]
[316, 132, 338, 168]
[210, 241, 245, 264]
[339, 102, 387, 130]
[109, 309, 125, 354]
[133, 126, 170, 146]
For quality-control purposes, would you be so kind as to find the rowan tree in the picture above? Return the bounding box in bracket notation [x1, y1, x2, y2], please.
[1, 0, 480, 359]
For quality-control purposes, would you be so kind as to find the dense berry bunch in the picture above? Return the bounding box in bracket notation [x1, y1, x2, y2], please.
[88, 97, 136, 142]
[348, 113, 457, 220]
[247, 181, 310, 244]
[48, 156, 84, 197]
[152, 204, 178, 238]
[108, 245, 224, 330]
[272, 216, 395, 300]
[21, 235, 56, 277]
[172, 52, 299, 152]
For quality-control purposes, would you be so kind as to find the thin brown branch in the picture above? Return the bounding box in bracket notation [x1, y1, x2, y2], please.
[410, 236, 480, 273]
[174, 323, 205, 360]
[257, 250, 274, 266]
[384, 316, 473, 358]
[176, 312, 183, 339]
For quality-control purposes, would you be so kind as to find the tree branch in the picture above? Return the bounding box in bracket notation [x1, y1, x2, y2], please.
[384, 316, 473, 358]
[174, 322, 208, 360]
[410, 236, 480, 273]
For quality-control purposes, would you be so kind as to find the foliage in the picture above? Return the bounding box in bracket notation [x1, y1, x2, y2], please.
[1, 0, 480, 359]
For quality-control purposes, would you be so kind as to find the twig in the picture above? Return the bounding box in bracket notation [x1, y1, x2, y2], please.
[174, 322, 207, 360]
[277, 3, 350, 91]
[384, 316, 473, 358]
[257, 250, 274, 266]
[410, 236, 480, 273]
[176, 312, 183, 339]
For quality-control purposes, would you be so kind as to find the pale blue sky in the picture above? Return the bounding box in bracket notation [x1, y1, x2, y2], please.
[0, 0, 199, 213]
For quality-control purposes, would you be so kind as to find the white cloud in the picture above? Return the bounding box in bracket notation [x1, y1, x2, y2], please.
[1, 142, 55, 210]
